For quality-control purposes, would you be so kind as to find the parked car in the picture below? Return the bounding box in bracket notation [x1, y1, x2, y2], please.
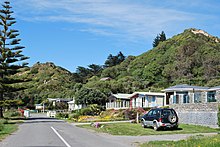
[141, 108, 178, 131]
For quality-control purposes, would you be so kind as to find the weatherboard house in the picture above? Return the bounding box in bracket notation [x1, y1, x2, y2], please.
[106, 93, 131, 109]
[129, 92, 165, 108]
[106, 92, 166, 109]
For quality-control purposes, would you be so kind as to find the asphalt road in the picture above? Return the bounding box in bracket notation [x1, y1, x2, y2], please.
[0, 113, 217, 147]
[0, 113, 127, 147]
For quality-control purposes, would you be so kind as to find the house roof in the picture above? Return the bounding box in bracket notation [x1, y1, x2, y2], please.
[100, 77, 112, 81]
[129, 92, 165, 98]
[67, 100, 75, 104]
[47, 98, 72, 102]
[162, 84, 209, 92]
[208, 86, 220, 91]
[110, 93, 132, 100]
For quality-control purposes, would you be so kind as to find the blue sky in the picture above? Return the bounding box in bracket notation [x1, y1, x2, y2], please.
[4, 0, 220, 72]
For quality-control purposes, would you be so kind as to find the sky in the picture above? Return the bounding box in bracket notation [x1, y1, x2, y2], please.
[2, 0, 220, 72]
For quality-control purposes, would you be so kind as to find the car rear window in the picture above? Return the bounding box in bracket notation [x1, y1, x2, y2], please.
[162, 109, 175, 116]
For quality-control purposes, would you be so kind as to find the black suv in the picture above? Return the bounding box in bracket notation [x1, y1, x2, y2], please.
[141, 108, 178, 131]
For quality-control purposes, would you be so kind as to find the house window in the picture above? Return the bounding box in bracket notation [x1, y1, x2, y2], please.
[194, 92, 202, 103]
[183, 95, 189, 103]
[152, 96, 156, 102]
[173, 95, 179, 104]
[207, 91, 216, 102]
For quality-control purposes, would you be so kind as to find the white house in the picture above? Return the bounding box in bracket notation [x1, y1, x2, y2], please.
[129, 92, 165, 108]
[67, 98, 82, 111]
[106, 93, 131, 109]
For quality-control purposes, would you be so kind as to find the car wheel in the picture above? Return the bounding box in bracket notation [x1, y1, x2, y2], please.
[141, 121, 147, 128]
[168, 115, 177, 124]
[153, 123, 158, 131]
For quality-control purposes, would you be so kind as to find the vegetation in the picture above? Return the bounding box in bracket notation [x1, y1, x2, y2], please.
[74, 86, 107, 106]
[0, 123, 18, 140]
[78, 123, 219, 136]
[9, 28, 220, 108]
[152, 31, 166, 47]
[0, 1, 29, 118]
[104, 51, 126, 68]
[85, 28, 220, 95]
[14, 62, 76, 106]
[141, 134, 220, 147]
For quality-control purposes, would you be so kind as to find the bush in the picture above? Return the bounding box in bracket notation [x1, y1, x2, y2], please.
[4, 109, 22, 118]
[56, 112, 69, 119]
[124, 108, 146, 120]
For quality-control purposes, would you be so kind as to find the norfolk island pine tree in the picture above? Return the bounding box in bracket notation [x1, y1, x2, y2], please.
[0, 1, 29, 118]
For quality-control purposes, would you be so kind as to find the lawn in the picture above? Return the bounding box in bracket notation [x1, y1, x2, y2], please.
[0, 123, 18, 140]
[77, 123, 219, 136]
[141, 134, 220, 147]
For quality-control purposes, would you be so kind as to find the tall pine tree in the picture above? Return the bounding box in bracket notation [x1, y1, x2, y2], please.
[0, 1, 29, 118]
[152, 31, 166, 47]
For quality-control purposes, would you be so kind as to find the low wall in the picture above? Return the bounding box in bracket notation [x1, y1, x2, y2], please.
[171, 103, 219, 128]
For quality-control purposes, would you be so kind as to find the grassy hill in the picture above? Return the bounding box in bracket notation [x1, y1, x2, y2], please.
[86, 28, 220, 93]
[15, 28, 220, 103]
[15, 62, 75, 103]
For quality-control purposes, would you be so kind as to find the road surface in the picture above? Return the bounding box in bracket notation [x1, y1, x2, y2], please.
[0, 113, 217, 147]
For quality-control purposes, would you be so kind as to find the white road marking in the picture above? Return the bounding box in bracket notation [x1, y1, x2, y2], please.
[51, 126, 71, 147]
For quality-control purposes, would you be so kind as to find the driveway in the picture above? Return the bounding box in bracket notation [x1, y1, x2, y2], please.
[0, 113, 217, 147]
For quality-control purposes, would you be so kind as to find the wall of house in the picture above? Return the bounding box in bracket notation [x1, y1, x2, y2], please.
[171, 103, 219, 128]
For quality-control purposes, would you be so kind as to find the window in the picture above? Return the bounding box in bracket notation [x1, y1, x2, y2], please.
[194, 92, 202, 103]
[173, 95, 179, 104]
[207, 91, 216, 102]
[183, 95, 189, 103]
[147, 110, 153, 116]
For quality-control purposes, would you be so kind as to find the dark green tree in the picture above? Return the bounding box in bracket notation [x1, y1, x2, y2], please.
[0, 1, 29, 118]
[117, 51, 126, 64]
[88, 64, 103, 76]
[75, 66, 91, 83]
[153, 31, 166, 47]
[104, 52, 126, 67]
[159, 31, 166, 42]
[152, 35, 160, 47]
[75, 86, 106, 106]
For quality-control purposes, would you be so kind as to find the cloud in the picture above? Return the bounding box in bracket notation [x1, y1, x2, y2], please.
[11, 0, 213, 40]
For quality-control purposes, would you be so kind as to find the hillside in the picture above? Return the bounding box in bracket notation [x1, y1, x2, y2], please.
[15, 28, 220, 102]
[86, 28, 220, 93]
[16, 62, 75, 103]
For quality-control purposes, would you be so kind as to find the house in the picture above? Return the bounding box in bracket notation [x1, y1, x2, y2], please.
[106, 93, 131, 109]
[35, 104, 43, 110]
[129, 92, 165, 108]
[100, 77, 112, 81]
[67, 98, 82, 111]
[207, 86, 220, 102]
[47, 98, 72, 103]
[163, 84, 211, 104]
[163, 84, 220, 128]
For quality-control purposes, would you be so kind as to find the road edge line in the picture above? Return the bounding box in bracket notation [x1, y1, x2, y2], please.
[51, 126, 71, 147]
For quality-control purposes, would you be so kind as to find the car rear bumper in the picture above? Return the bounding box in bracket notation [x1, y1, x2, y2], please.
[158, 122, 178, 128]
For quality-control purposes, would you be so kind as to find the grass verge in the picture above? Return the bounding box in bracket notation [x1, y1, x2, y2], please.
[77, 123, 219, 136]
[141, 134, 220, 147]
[0, 123, 18, 141]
